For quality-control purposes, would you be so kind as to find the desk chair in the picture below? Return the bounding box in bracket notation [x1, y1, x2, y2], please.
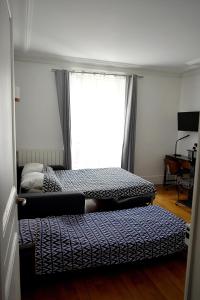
[164, 158, 179, 187]
[176, 166, 195, 208]
[164, 156, 191, 187]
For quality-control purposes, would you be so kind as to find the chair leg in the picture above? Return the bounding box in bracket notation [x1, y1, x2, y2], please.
[176, 185, 181, 206]
[188, 189, 193, 201]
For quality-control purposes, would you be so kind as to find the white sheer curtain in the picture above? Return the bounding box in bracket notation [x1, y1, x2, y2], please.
[70, 72, 126, 169]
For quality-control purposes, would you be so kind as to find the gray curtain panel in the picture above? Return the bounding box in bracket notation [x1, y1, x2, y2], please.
[54, 70, 72, 169]
[121, 75, 138, 173]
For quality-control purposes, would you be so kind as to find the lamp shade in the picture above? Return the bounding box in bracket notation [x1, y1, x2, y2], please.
[15, 86, 20, 102]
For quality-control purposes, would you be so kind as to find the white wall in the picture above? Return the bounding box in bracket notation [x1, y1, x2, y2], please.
[178, 69, 200, 156]
[15, 60, 181, 184]
[135, 74, 180, 183]
[15, 61, 63, 150]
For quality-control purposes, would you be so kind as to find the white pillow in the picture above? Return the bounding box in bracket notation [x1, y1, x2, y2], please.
[22, 163, 44, 176]
[21, 172, 44, 190]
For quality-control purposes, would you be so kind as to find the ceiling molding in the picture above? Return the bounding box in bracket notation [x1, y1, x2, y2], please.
[186, 57, 200, 66]
[183, 57, 200, 74]
[182, 66, 200, 77]
[14, 50, 182, 78]
[5, 0, 12, 18]
[14, 50, 142, 69]
[24, 0, 34, 51]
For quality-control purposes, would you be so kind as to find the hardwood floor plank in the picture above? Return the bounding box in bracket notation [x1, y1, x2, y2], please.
[154, 185, 191, 222]
[144, 264, 184, 300]
[121, 267, 167, 300]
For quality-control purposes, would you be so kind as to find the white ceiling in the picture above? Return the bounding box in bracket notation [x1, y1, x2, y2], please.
[11, 0, 200, 73]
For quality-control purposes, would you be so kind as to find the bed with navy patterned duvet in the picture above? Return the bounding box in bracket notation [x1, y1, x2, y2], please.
[19, 205, 186, 275]
[43, 167, 156, 203]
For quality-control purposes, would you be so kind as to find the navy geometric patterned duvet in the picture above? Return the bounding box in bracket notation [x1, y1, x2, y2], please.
[43, 168, 156, 202]
[19, 205, 186, 275]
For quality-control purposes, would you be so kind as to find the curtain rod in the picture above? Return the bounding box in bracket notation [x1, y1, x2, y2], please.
[51, 69, 144, 78]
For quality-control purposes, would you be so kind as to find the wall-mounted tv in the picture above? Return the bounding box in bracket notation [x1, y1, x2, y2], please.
[178, 111, 199, 132]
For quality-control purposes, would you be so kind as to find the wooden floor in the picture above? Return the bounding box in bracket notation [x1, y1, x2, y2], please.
[21, 186, 191, 300]
[154, 185, 191, 223]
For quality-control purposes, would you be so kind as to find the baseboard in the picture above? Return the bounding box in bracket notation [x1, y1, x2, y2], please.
[142, 175, 163, 185]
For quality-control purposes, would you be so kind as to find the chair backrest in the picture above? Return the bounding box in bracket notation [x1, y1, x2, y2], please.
[165, 158, 179, 175]
[180, 160, 191, 171]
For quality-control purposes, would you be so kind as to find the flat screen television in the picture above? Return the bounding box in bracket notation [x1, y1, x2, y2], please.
[178, 111, 199, 132]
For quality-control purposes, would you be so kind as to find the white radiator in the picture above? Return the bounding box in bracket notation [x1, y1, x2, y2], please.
[17, 149, 64, 166]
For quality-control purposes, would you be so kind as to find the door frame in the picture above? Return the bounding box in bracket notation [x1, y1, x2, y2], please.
[184, 125, 200, 298]
[1, 0, 17, 236]
[0, 0, 21, 299]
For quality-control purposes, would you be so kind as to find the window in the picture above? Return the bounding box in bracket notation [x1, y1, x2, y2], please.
[70, 73, 126, 169]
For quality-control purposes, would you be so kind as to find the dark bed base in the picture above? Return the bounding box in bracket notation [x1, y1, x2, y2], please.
[85, 195, 154, 214]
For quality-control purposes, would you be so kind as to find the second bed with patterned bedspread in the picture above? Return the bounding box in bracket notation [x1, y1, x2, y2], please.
[43, 167, 156, 203]
[19, 205, 186, 275]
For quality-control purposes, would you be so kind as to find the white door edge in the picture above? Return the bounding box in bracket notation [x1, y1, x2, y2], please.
[4, 233, 18, 300]
[2, 186, 17, 237]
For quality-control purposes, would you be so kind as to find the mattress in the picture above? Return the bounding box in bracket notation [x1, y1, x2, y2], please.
[19, 205, 186, 275]
[43, 167, 156, 202]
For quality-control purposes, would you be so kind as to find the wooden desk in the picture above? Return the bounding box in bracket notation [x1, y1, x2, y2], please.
[163, 155, 192, 186]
